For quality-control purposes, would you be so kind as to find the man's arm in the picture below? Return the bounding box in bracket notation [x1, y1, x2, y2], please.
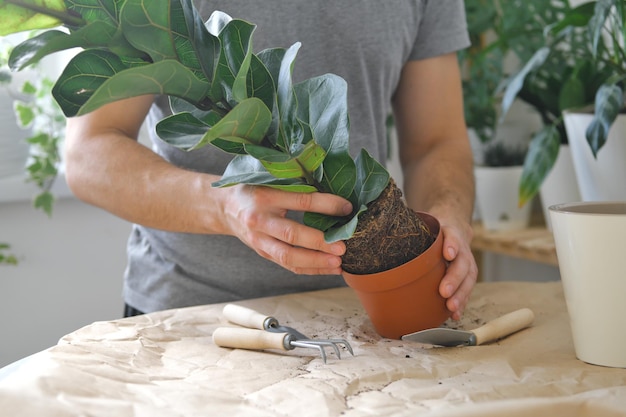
[392, 52, 477, 320]
[64, 96, 352, 275]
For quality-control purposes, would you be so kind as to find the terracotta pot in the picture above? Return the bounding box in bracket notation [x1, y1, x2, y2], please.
[342, 212, 450, 339]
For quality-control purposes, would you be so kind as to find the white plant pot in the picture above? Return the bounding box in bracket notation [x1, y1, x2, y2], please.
[564, 111, 626, 201]
[539, 144, 581, 230]
[550, 201, 626, 368]
[475, 165, 532, 231]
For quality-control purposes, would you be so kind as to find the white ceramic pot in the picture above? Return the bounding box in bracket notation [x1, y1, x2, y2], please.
[564, 112, 626, 201]
[475, 165, 532, 231]
[550, 201, 626, 368]
[539, 144, 581, 230]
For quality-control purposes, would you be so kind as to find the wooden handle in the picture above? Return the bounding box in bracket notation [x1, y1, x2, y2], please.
[472, 308, 535, 345]
[212, 327, 291, 351]
[223, 304, 272, 330]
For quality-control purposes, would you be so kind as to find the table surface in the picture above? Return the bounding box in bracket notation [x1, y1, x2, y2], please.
[1, 281, 625, 417]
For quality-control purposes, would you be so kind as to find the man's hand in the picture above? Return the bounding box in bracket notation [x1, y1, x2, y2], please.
[221, 185, 353, 275]
[436, 218, 477, 321]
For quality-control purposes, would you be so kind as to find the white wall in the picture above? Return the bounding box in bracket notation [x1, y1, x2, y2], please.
[0, 193, 130, 368]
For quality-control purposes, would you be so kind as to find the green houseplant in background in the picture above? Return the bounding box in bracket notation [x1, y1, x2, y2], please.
[1, 30, 64, 265]
[461, 0, 573, 229]
[1, 0, 451, 338]
[460, 0, 571, 150]
[500, 0, 625, 204]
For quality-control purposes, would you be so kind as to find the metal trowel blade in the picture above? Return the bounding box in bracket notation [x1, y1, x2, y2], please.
[401, 328, 476, 347]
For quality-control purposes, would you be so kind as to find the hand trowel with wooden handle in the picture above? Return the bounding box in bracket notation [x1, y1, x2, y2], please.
[401, 308, 535, 347]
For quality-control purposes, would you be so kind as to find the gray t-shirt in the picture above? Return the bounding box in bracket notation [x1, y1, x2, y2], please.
[124, 0, 470, 312]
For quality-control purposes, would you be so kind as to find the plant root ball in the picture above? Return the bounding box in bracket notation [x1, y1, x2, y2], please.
[342, 179, 435, 274]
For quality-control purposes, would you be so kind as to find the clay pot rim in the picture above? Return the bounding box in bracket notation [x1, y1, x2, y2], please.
[342, 212, 443, 293]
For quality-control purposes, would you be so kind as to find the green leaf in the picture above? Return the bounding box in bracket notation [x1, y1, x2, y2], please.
[51, 49, 134, 116]
[212, 155, 316, 191]
[518, 125, 561, 207]
[34, 191, 54, 217]
[119, 0, 179, 62]
[244, 140, 326, 179]
[586, 83, 623, 157]
[294, 74, 350, 154]
[558, 73, 586, 111]
[322, 206, 366, 243]
[353, 148, 389, 208]
[247, 53, 276, 111]
[500, 47, 550, 120]
[0, 0, 67, 36]
[14, 101, 35, 126]
[63, 57, 211, 117]
[189, 97, 271, 150]
[275, 42, 303, 151]
[210, 18, 256, 104]
[156, 112, 210, 149]
[588, 0, 614, 58]
[546, 2, 596, 35]
[318, 151, 356, 200]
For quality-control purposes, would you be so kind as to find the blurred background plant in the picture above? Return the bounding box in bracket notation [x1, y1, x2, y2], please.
[500, 0, 624, 205]
[461, 0, 593, 205]
[1, 32, 65, 217]
[0, 243, 17, 265]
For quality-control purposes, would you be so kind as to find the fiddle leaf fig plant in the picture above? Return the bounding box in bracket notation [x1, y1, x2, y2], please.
[0, 0, 390, 243]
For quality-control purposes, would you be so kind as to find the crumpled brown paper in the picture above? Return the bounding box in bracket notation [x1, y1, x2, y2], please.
[1, 281, 625, 417]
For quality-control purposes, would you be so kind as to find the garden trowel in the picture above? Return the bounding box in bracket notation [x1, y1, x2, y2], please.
[401, 308, 535, 347]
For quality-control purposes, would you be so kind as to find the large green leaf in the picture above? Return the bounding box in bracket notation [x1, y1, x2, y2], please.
[189, 97, 271, 150]
[275, 42, 303, 152]
[209, 18, 256, 104]
[247, 53, 275, 111]
[60, 56, 210, 117]
[119, 0, 179, 62]
[586, 83, 623, 157]
[66, 0, 119, 28]
[294, 74, 350, 154]
[8, 23, 122, 70]
[179, 0, 220, 86]
[518, 124, 560, 206]
[52, 49, 132, 116]
[0, 0, 67, 35]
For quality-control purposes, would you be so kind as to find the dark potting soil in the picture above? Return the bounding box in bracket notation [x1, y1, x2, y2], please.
[341, 179, 435, 274]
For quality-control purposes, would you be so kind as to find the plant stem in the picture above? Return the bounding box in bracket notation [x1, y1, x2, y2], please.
[5, 0, 85, 27]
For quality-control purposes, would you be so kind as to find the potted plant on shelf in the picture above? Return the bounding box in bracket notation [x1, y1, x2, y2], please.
[461, 0, 581, 226]
[500, 0, 626, 202]
[474, 139, 532, 232]
[1, 0, 449, 339]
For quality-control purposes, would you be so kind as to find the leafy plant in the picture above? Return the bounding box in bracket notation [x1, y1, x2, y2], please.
[1, 0, 390, 243]
[1, 33, 64, 216]
[0, 243, 17, 265]
[500, 0, 625, 205]
[482, 141, 528, 167]
[460, 0, 572, 144]
[14, 69, 65, 215]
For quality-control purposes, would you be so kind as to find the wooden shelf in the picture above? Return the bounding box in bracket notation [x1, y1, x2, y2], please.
[471, 222, 558, 267]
